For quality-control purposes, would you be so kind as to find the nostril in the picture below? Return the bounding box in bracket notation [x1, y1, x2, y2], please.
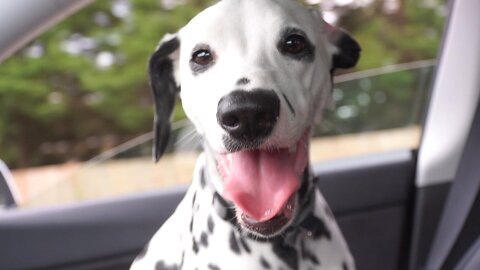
[222, 114, 240, 129]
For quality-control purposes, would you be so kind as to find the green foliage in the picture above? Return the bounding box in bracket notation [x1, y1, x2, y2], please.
[0, 0, 213, 168]
[314, 0, 445, 137]
[337, 0, 445, 70]
[317, 66, 434, 136]
[0, 0, 446, 168]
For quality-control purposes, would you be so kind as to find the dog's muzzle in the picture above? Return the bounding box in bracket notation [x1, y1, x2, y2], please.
[217, 89, 280, 148]
[215, 89, 310, 237]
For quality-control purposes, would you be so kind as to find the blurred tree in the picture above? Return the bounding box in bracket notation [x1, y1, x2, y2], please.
[314, 0, 445, 136]
[0, 0, 445, 168]
[334, 0, 445, 70]
[0, 0, 214, 168]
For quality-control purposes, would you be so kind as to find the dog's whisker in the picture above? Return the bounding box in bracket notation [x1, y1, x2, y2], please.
[174, 133, 195, 147]
[174, 129, 200, 147]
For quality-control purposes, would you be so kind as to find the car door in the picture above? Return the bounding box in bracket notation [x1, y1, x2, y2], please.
[408, 0, 480, 269]
[2, 0, 475, 270]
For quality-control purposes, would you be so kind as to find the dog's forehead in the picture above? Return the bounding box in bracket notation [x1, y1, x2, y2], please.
[179, 0, 318, 50]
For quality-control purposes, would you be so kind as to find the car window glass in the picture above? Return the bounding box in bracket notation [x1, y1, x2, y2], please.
[0, 0, 447, 208]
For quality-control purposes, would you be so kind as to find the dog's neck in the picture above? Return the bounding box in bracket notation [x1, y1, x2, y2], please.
[202, 142, 227, 195]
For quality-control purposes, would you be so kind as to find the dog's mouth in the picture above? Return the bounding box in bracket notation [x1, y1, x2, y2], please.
[239, 194, 297, 236]
[216, 129, 310, 237]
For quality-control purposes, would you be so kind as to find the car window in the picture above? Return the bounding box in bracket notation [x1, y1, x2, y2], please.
[0, 159, 20, 208]
[0, 0, 447, 208]
[311, 60, 435, 161]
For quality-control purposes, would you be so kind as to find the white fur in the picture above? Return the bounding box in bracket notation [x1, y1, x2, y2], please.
[177, 0, 334, 152]
[131, 155, 355, 270]
[131, 0, 356, 269]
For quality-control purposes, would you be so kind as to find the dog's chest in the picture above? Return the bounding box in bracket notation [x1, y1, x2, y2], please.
[181, 186, 324, 270]
[132, 158, 355, 270]
[176, 166, 353, 270]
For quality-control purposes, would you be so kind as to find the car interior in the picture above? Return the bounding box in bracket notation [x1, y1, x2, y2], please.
[0, 0, 479, 270]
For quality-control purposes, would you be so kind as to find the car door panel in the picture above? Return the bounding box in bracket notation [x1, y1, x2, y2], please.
[408, 182, 451, 270]
[0, 150, 416, 270]
[317, 150, 416, 270]
[0, 186, 186, 270]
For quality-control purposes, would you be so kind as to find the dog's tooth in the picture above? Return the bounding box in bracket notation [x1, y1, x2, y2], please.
[286, 203, 293, 211]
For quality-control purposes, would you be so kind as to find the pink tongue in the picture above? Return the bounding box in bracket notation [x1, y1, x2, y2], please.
[219, 142, 307, 222]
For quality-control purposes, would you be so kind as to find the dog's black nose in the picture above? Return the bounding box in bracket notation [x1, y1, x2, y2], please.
[217, 89, 280, 141]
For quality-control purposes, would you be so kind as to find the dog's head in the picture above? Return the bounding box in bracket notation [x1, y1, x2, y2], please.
[149, 0, 360, 238]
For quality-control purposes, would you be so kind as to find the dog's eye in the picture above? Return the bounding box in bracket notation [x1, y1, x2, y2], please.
[191, 49, 213, 66]
[282, 34, 307, 55]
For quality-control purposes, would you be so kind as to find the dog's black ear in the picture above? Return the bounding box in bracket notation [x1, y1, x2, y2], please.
[149, 34, 180, 162]
[329, 29, 361, 70]
[312, 9, 361, 70]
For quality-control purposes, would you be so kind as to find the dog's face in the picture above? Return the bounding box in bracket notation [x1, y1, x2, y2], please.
[149, 0, 360, 238]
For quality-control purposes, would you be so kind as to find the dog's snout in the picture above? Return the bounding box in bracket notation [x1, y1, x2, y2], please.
[217, 90, 280, 141]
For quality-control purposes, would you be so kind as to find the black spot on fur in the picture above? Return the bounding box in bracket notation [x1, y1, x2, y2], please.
[155, 260, 178, 270]
[343, 261, 349, 270]
[300, 240, 320, 265]
[301, 214, 331, 240]
[192, 192, 197, 208]
[236, 77, 250, 85]
[260, 256, 271, 269]
[208, 264, 221, 270]
[200, 232, 209, 247]
[212, 192, 236, 222]
[239, 237, 251, 253]
[229, 231, 241, 254]
[192, 238, 199, 254]
[207, 215, 215, 234]
[200, 168, 206, 188]
[189, 215, 194, 233]
[281, 93, 296, 115]
[272, 238, 298, 269]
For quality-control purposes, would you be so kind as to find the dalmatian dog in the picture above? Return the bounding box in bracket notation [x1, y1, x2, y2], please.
[131, 0, 360, 269]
